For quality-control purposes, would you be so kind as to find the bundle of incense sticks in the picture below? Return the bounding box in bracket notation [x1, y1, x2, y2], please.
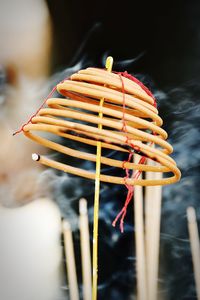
[134, 155, 162, 300]
[63, 198, 92, 300]
[63, 184, 163, 300]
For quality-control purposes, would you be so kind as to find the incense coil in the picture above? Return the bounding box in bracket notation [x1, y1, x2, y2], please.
[23, 67, 181, 186]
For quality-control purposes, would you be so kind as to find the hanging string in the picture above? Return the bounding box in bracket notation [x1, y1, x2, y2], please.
[112, 71, 157, 232]
[13, 78, 69, 136]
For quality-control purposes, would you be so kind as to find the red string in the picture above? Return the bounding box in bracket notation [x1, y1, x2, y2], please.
[112, 71, 156, 232]
[112, 151, 134, 232]
[13, 78, 68, 136]
[117, 71, 157, 108]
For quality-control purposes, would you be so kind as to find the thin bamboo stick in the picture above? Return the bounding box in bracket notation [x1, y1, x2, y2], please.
[145, 159, 162, 300]
[92, 56, 113, 300]
[79, 198, 92, 300]
[134, 154, 147, 300]
[145, 158, 154, 298]
[63, 220, 79, 300]
[187, 206, 200, 300]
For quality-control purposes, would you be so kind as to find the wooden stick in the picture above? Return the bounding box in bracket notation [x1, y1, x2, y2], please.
[63, 220, 79, 300]
[187, 207, 200, 300]
[145, 160, 155, 299]
[92, 56, 113, 300]
[79, 198, 92, 300]
[134, 154, 147, 300]
[145, 159, 162, 300]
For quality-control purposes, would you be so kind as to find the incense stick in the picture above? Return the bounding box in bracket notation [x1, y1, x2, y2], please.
[133, 154, 147, 300]
[187, 206, 200, 300]
[79, 198, 92, 300]
[145, 159, 162, 300]
[92, 56, 113, 300]
[63, 220, 79, 300]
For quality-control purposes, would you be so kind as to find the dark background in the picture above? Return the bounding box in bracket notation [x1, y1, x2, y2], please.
[47, 0, 200, 89]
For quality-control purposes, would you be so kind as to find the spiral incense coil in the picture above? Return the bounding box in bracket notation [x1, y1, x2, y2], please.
[23, 67, 181, 186]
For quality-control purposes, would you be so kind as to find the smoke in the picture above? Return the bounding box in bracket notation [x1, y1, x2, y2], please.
[155, 80, 200, 300]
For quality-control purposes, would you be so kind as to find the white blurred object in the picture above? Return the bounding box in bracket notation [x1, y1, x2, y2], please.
[0, 0, 51, 77]
[0, 198, 65, 300]
[0, 78, 48, 207]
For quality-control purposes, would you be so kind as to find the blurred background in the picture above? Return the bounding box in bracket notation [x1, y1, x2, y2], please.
[0, 0, 200, 299]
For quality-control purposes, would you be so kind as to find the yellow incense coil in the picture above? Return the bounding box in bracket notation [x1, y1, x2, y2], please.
[23, 67, 181, 186]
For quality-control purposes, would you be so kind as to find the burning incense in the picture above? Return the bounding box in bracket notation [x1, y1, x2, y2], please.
[79, 198, 92, 300]
[23, 68, 180, 188]
[187, 206, 200, 300]
[16, 56, 181, 299]
[62, 220, 79, 300]
[133, 154, 147, 300]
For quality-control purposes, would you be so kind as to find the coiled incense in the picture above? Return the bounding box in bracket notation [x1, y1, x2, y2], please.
[23, 67, 181, 186]
[16, 61, 181, 300]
